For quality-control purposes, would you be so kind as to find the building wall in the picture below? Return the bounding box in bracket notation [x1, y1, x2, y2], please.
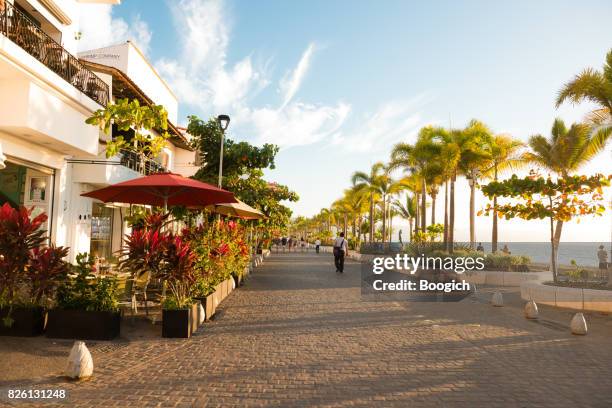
[78, 42, 179, 123]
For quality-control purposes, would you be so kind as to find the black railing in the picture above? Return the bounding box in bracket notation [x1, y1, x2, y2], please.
[120, 149, 166, 175]
[0, 2, 109, 106]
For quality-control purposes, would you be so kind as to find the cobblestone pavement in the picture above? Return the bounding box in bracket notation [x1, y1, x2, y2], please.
[4, 251, 612, 407]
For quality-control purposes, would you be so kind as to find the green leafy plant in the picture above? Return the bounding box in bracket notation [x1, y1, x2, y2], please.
[86, 98, 170, 159]
[55, 253, 119, 312]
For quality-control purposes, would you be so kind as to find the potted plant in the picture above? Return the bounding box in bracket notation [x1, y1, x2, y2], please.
[47, 254, 121, 340]
[161, 295, 192, 338]
[0, 204, 69, 337]
[160, 235, 196, 338]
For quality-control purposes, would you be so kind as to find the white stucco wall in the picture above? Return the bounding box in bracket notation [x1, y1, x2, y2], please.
[78, 42, 179, 123]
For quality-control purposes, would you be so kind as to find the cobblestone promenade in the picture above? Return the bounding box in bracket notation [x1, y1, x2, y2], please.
[4, 251, 612, 407]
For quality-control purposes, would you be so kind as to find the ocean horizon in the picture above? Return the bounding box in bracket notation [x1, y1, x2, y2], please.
[433, 242, 610, 267]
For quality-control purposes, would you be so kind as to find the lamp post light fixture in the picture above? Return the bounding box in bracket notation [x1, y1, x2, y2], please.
[216, 114, 230, 188]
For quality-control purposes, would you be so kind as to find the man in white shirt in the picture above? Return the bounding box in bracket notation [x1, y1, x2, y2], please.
[315, 238, 321, 254]
[333, 232, 349, 273]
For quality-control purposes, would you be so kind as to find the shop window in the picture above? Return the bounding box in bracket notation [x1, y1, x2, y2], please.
[90, 203, 113, 262]
[0, 162, 26, 207]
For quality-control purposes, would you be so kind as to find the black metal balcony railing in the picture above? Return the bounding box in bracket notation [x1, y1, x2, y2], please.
[0, 1, 109, 106]
[120, 149, 166, 175]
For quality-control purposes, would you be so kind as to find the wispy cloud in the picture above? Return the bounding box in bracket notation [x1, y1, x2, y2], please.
[279, 43, 315, 109]
[153, 0, 348, 148]
[333, 95, 434, 152]
[77, 5, 152, 54]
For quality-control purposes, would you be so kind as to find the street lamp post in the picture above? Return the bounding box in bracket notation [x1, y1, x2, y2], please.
[216, 114, 230, 188]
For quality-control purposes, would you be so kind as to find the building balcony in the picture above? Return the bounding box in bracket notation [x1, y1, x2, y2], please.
[69, 149, 167, 187]
[0, 1, 109, 106]
[119, 149, 167, 176]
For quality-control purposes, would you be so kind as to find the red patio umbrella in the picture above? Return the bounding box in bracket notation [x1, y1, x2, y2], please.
[81, 172, 237, 210]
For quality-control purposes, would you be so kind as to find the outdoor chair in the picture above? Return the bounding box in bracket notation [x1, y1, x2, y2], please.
[131, 270, 151, 316]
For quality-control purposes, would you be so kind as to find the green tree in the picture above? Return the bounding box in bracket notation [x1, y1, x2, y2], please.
[393, 193, 417, 241]
[556, 49, 612, 126]
[481, 173, 610, 281]
[187, 116, 279, 186]
[352, 163, 385, 242]
[522, 118, 611, 262]
[481, 134, 524, 252]
[86, 98, 170, 160]
[187, 116, 298, 231]
[457, 120, 493, 249]
[390, 126, 447, 236]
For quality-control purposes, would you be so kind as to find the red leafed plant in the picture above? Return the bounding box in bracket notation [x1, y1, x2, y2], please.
[28, 245, 70, 306]
[160, 235, 196, 309]
[0, 203, 66, 327]
[0, 203, 48, 307]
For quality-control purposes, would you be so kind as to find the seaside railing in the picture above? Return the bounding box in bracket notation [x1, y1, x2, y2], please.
[0, 1, 109, 106]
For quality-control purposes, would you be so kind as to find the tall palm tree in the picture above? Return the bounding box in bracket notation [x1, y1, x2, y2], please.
[373, 171, 407, 242]
[456, 120, 493, 249]
[390, 127, 444, 234]
[481, 134, 524, 252]
[352, 163, 385, 242]
[393, 193, 417, 241]
[523, 118, 611, 274]
[331, 198, 351, 236]
[557, 49, 612, 127]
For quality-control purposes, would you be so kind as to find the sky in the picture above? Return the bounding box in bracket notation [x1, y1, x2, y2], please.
[77, 0, 612, 242]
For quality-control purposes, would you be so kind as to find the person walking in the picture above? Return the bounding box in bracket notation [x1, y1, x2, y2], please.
[597, 244, 609, 279]
[333, 232, 349, 273]
[315, 238, 321, 254]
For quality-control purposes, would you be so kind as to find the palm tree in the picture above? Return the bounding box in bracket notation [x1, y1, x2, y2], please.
[481, 134, 524, 252]
[373, 171, 407, 242]
[352, 163, 385, 242]
[557, 49, 612, 127]
[522, 118, 611, 275]
[456, 120, 493, 249]
[393, 193, 417, 241]
[390, 127, 444, 234]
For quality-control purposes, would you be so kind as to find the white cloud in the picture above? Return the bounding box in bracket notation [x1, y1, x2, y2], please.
[279, 43, 315, 109]
[248, 102, 351, 148]
[333, 96, 433, 152]
[77, 5, 152, 54]
[156, 0, 348, 148]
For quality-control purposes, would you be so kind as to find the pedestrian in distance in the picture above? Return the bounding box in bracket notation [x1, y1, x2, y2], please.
[476, 242, 484, 252]
[598, 244, 609, 279]
[281, 236, 287, 252]
[333, 232, 348, 273]
[315, 238, 321, 254]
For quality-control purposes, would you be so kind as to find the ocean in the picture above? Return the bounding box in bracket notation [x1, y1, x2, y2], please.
[456, 242, 610, 267]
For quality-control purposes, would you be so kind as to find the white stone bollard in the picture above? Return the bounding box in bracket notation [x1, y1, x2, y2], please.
[491, 291, 503, 307]
[524, 300, 538, 319]
[198, 303, 206, 325]
[65, 341, 93, 380]
[570, 313, 588, 335]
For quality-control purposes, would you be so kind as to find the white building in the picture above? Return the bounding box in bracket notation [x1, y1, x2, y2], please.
[0, 2, 198, 263]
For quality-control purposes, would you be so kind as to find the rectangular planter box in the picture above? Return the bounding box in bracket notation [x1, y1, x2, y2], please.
[0, 307, 46, 337]
[219, 281, 227, 301]
[162, 309, 191, 338]
[46, 309, 120, 340]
